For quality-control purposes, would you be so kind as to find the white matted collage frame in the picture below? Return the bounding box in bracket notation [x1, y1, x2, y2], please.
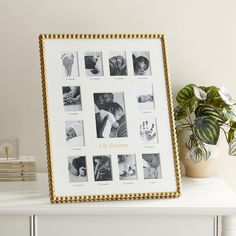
[39, 34, 181, 203]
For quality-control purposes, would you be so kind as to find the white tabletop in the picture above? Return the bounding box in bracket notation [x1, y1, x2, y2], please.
[0, 173, 236, 216]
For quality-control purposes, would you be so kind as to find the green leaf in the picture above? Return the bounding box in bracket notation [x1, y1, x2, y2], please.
[195, 104, 226, 124]
[189, 144, 211, 164]
[229, 138, 236, 156]
[183, 97, 197, 114]
[174, 98, 197, 121]
[193, 116, 220, 145]
[193, 86, 207, 100]
[200, 86, 219, 101]
[174, 105, 187, 121]
[201, 86, 230, 108]
[176, 84, 195, 106]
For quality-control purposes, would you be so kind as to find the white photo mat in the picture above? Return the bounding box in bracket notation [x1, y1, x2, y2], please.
[40, 34, 181, 203]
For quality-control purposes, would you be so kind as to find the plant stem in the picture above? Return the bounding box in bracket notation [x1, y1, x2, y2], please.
[187, 108, 194, 131]
[222, 123, 231, 128]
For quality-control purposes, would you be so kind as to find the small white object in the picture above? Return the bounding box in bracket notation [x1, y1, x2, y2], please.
[0, 143, 14, 156]
[193, 86, 207, 100]
[0, 137, 19, 160]
[219, 86, 235, 105]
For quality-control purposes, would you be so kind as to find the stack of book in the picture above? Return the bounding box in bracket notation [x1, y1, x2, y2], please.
[0, 156, 36, 181]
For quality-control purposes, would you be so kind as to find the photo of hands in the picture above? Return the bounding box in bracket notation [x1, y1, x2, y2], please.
[109, 52, 128, 76]
[62, 86, 82, 111]
[139, 118, 158, 144]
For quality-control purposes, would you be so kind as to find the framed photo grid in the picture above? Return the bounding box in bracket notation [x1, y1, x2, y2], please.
[39, 34, 181, 203]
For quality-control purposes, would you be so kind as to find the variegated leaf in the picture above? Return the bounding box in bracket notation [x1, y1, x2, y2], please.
[189, 144, 211, 164]
[201, 86, 220, 101]
[176, 84, 195, 106]
[174, 105, 187, 121]
[193, 116, 220, 145]
[195, 104, 226, 123]
[189, 146, 203, 164]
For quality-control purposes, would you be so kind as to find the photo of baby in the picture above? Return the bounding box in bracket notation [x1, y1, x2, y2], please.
[142, 153, 162, 179]
[68, 156, 87, 182]
[118, 154, 137, 180]
[94, 92, 128, 138]
[136, 84, 155, 110]
[61, 52, 79, 77]
[132, 52, 151, 76]
[139, 118, 158, 144]
[65, 120, 85, 147]
[109, 52, 127, 76]
[93, 155, 112, 181]
[62, 86, 82, 111]
[84, 52, 104, 76]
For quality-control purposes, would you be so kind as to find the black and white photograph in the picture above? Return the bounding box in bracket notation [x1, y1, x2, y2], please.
[65, 120, 85, 147]
[93, 155, 112, 181]
[109, 52, 127, 76]
[84, 52, 104, 76]
[139, 118, 158, 144]
[142, 153, 162, 179]
[62, 86, 82, 111]
[133, 52, 151, 76]
[61, 52, 79, 77]
[68, 156, 88, 182]
[118, 154, 137, 180]
[94, 92, 128, 138]
[136, 84, 155, 110]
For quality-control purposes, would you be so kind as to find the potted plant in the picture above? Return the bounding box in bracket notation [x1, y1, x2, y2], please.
[174, 84, 236, 177]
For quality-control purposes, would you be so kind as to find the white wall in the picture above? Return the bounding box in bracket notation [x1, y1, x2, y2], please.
[0, 0, 236, 191]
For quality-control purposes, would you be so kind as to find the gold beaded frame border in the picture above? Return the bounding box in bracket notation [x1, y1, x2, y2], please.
[39, 34, 182, 203]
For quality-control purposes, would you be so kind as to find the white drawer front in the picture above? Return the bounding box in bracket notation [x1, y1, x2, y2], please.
[0, 215, 30, 236]
[36, 215, 215, 236]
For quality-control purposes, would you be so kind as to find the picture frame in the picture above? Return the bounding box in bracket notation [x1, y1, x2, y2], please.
[39, 34, 181, 203]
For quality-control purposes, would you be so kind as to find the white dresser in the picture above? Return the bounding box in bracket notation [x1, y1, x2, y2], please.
[0, 173, 236, 236]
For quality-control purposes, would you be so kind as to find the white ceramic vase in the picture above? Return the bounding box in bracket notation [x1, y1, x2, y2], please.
[177, 129, 218, 178]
